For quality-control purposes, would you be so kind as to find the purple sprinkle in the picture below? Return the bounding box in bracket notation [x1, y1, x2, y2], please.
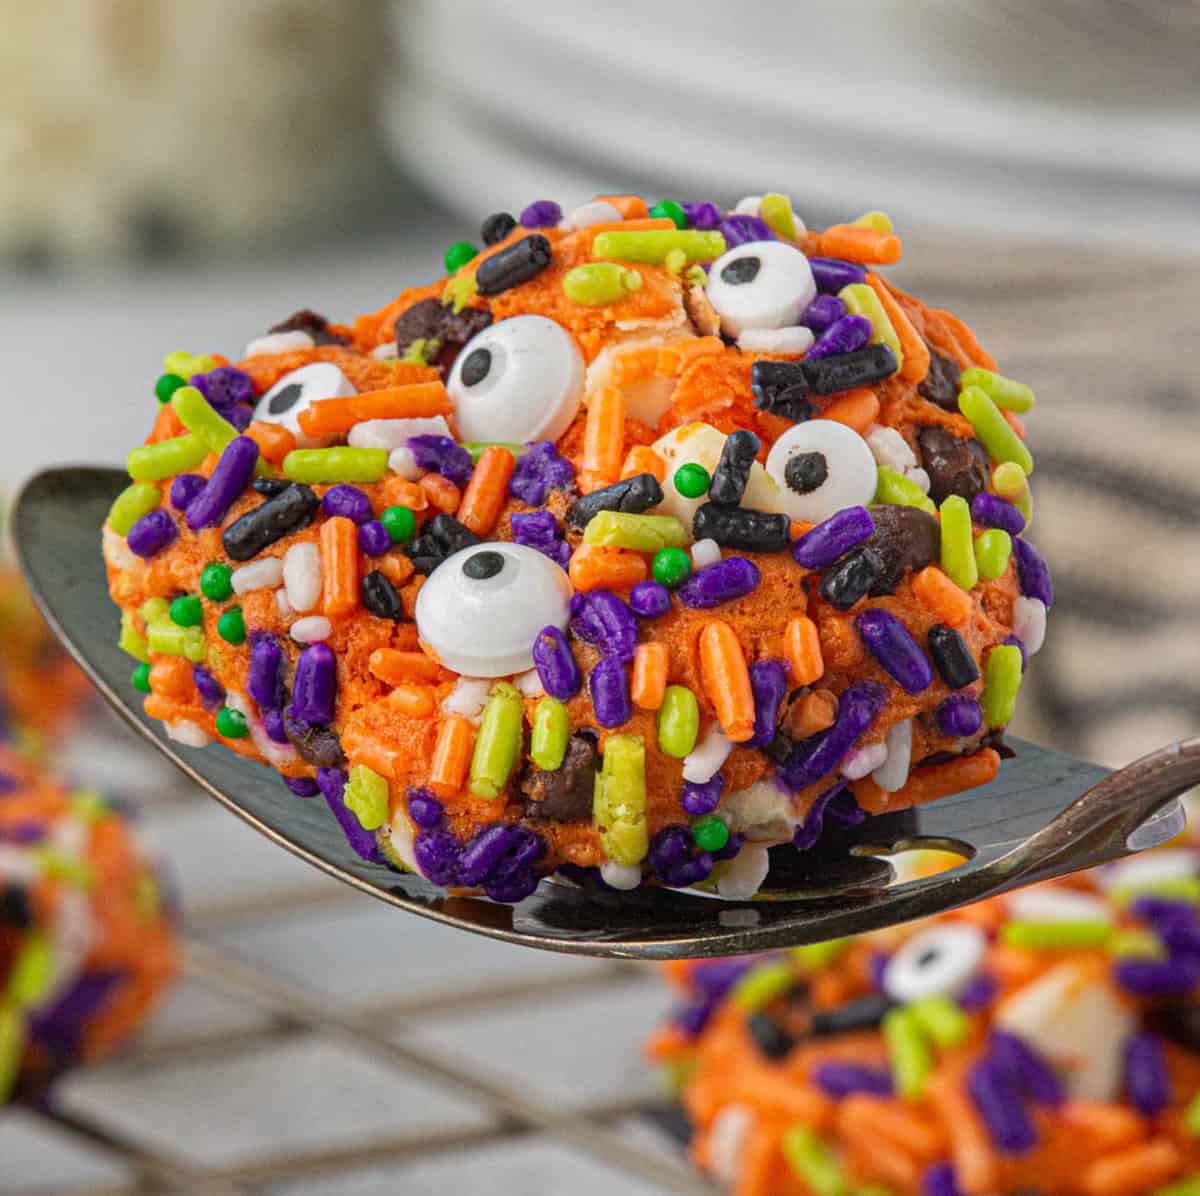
[0, 771, 21, 797]
[967, 1057, 1038, 1154]
[531, 625, 582, 700]
[190, 366, 255, 409]
[407, 435, 474, 487]
[248, 633, 286, 711]
[414, 830, 460, 885]
[520, 199, 562, 228]
[1125, 1033, 1171, 1116]
[169, 473, 206, 510]
[224, 405, 253, 432]
[793, 507, 875, 570]
[806, 314, 873, 360]
[185, 435, 260, 530]
[971, 491, 1026, 536]
[799, 294, 847, 334]
[1115, 955, 1200, 996]
[27, 969, 123, 1056]
[322, 484, 373, 524]
[777, 680, 888, 792]
[1131, 896, 1199, 931]
[720, 214, 773, 247]
[571, 590, 639, 661]
[358, 520, 392, 556]
[407, 789, 444, 830]
[813, 1062, 893, 1099]
[809, 256, 867, 293]
[191, 665, 225, 711]
[713, 831, 744, 861]
[869, 951, 890, 990]
[676, 994, 720, 1038]
[826, 789, 866, 826]
[284, 776, 319, 797]
[629, 581, 671, 619]
[648, 825, 713, 887]
[957, 971, 997, 1012]
[792, 780, 849, 851]
[262, 707, 290, 745]
[508, 441, 575, 506]
[990, 1030, 1064, 1106]
[922, 1162, 963, 1196]
[856, 608, 934, 694]
[317, 767, 382, 863]
[937, 695, 984, 738]
[682, 201, 722, 230]
[677, 557, 761, 610]
[0, 821, 45, 843]
[1002, 633, 1028, 672]
[458, 824, 517, 886]
[748, 659, 788, 748]
[1013, 537, 1053, 608]
[682, 775, 725, 816]
[289, 643, 337, 726]
[510, 510, 559, 546]
[691, 958, 756, 998]
[126, 509, 178, 559]
[485, 865, 540, 903]
[590, 656, 632, 727]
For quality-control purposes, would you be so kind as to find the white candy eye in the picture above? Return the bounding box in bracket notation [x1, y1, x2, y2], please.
[415, 542, 573, 677]
[253, 363, 356, 448]
[448, 315, 585, 445]
[883, 923, 987, 1004]
[705, 241, 817, 336]
[764, 420, 877, 523]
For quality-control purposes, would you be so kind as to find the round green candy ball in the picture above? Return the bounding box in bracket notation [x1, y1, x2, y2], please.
[200, 562, 234, 602]
[155, 373, 187, 404]
[169, 595, 203, 628]
[131, 663, 152, 694]
[215, 707, 249, 739]
[649, 200, 688, 229]
[673, 462, 710, 499]
[380, 504, 416, 544]
[444, 241, 478, 273]
[217, 607, 246, 645]
[652, 547, 692, 589]
[691, 815, 730, 853]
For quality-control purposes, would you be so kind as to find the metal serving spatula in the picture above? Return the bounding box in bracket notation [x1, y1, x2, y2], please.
[13, 466, 1199, 960]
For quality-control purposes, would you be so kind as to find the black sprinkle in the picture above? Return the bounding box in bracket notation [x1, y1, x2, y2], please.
[747, 1011, 794, 1060]
[566, 474, 664, 529]
[751, 361, 817, 423]
[918, 346, 963, 410]
[708, 429, 759, 508]
[463, 550, 505, 580]
[475, 235, 553, 296]
[784, 451, 828, 495]
[928, 625, 980, 690]
[405, 514, 481, 574]
[283, 714, 346, 769]
[802, 344, 898, 395]
[480, 211, 518, 246]
[252, 477, 292, 498]
[818, 547, 884, 611]
[362, 570, 405, 621]
[692, 504, 791, 553]
[268, 308, 349, 347]
[222, 484, 319, 562]
[0, 884, 32, 929]
[811, 992, 893, 1037]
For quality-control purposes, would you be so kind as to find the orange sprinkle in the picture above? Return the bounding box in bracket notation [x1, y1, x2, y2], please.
[456, 446, 515, 537]
[580, 386, 625, 493]
[148, 658, 193, 701]
[620, 445, 667, 482]
[244, 419, 296, 465]
[297, 381, 452, 438]
[1061, 1102, 1148, 1154]
[857, 749, 1001, 815]
[568, 544, 648, 592]
[817, 223, 902, 265]
[644, 1023, 691, 1063]
[375, 554, 415, 589]
[820, 615, 864, 669]
[926, 1065, 999, 1196]
[784, 615, 825, 685]
[820, 388, 881, 435]
[429, 716, 474, 797]
[419, 472, 462, 515]
[320, 516, 359, 617]
[787, 688, 838, 739]
[1003, 409, 1027, 439]
[369, 648, 442, 687]
[656, 336, 725, 377]
[594, 194, 651, 219]
[839, 1094, 947, 1162]
[389, 683, 436, 718]
[912, 565, 973, 627]
[1080, 1138, 1182, 1196]
[866, 273, 931, 384]
[789, 519, 816, 541]
[148, 404, 185, 444]
[631, 642, 669, 710]
[341, 723, 402, 780]
[381, 476, 429, 511]
[698, 620, 755, 742]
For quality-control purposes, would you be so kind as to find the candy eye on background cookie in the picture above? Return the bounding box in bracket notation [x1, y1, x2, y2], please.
[705, 240, 817, 336]
[882, 922, 987, 1003]
[253, 362, 357, 448]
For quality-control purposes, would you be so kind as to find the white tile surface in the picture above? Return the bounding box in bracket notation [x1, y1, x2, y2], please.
[0, 1108, 130, 1193]
[132, 979, 274, 1049]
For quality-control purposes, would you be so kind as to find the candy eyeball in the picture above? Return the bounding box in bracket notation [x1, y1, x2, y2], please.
[705, 241, 817, 336]
[448, 315, 585, 445]
[882, 923, 987, 1004]
[253, 362, 356, 448]
[764, 419, 877, 523]
[415, 542, 573, 677]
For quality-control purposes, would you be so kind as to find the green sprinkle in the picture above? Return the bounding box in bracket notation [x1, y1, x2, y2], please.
[1108, 929, 1164, 959]
[592, 733, 648, 866]
[673, 462, 710, 498]
[790, 939, 849, 971]
[171, 386, 238, 455]
[200, 562, 234, 602]
[140, 596, 171, 625]
[692, 815, 729, 853]
[7, 932, 53, 1008]
[531, 697, 570, 771]
[169, 594, 203, 628]
[875, 466, 936, 515]
[132, 662, 152, 693]
[344, 765, 391, 831]
[0, 1007, 27, 1104]
[107, 482, 162, 536]
[883, 1006, 933, 1100]
[163, 350, 217, 378]
[380, 504, 417, 543]
[1000, 920, 1111, 950]
[444, 240, 478, 273]
[582, 511, 688, 552]
[1185, 1090, 1200, 1137]
[70, 790, 111, 822]
[127, 433, 208, 482]
[854, 210, 894, 233]
[908, 994, 969, 1047]
[400, 337, 441, 366]
[562, 262, 644, 306]
[657, 685, 700, 758]
[217, 607, 246, 645]
[980, 643, 1023, 728]
[283, 447, 390, 484]
[1151, 1179, 1200, 1196]
[684, 264, 708, 288]
[442, 272, 478, 313]
[958, 386, 1033, 475]
[780, 1125, 848, 1196]
[1112, 877, 1200, 908]
[32, 847, 92, 889]
[732, 960, 796, 1011]
[974, 528, 1012, 580]
[649, 200, 688, 229]
[961, 367, 1035, 413]
[147, 621, 190, 657]
[469, 682, 525, 799]
[460, 441, 524, 464]
[760, 193, 800, 240]
[135, 873, 161, 919]
[155, 372, 187, 404]
[939, 495, 978, 591]
[652, 546, 692, 589]
[840, 283, 903, 372]
[119, 611, 150, 662]
[216, 707, 248, 739]
[182, 626, 207, 663]
[592, 229, 726, 265]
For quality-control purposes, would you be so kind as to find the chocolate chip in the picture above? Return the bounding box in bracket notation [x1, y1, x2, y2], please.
[918, 425, 990, 505]
[283, 715, 347, 769]
[393, 298, 492, 362]
[917, 346, 963, 410]
[405, 514, 481, 575]
[1148, 1002, 1200, 1053]
[0, 884, 32, 929]
[818, 546, 884, 610]
[268, 308, 349, 346]
[522, 734, 598, 822]
[863, 504, 941, 594]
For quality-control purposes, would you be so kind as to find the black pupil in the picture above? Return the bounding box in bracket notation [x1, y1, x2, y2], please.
[461, 347, 492, 387]
[916, 947, 941, 970]
[720, 255, 761, 285]
[463, 550, 504, 580]
[784, 451, 828, 494]
[267, 382, 304, 415]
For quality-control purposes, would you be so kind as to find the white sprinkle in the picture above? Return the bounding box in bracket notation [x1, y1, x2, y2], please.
[1007, 888, 1112, 926]
[371, 340, 399, 360]
[0, 846, 41, 884]
[906, 466, 932, 494]
[290, 615, 332, 644]
[165, 720, 210, 748]
[733, 195, 763, 216]
[441, 676, 493, 724]
[682, 723, 733, 784]
[232, 557, 283, 595]
[842, 741, 888, 780]
[283, 542, 322, 613]
[871, 718, 913, 793]
[562, 199, 623, 230]
[388, 446, 424, 481]
[384, 810, 418, 872]
[350, 416, 451, 451]
[102, 525, 142, 572]
[514, 668, 546, 699]
[50, 816, 87, 858]
[1097, 849, 1197, 894]
[866, 424, 918, 473]
[225, 691, 297, 767]
[736, 326, 814, 355]
[599, 861, 643, 891]
[691, 538, 722, 569]
[275, 588, 293, 619]
[1014, 596, 1047, 656]
[244, 330, 314, 358]
[716, 844, 771, 900]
